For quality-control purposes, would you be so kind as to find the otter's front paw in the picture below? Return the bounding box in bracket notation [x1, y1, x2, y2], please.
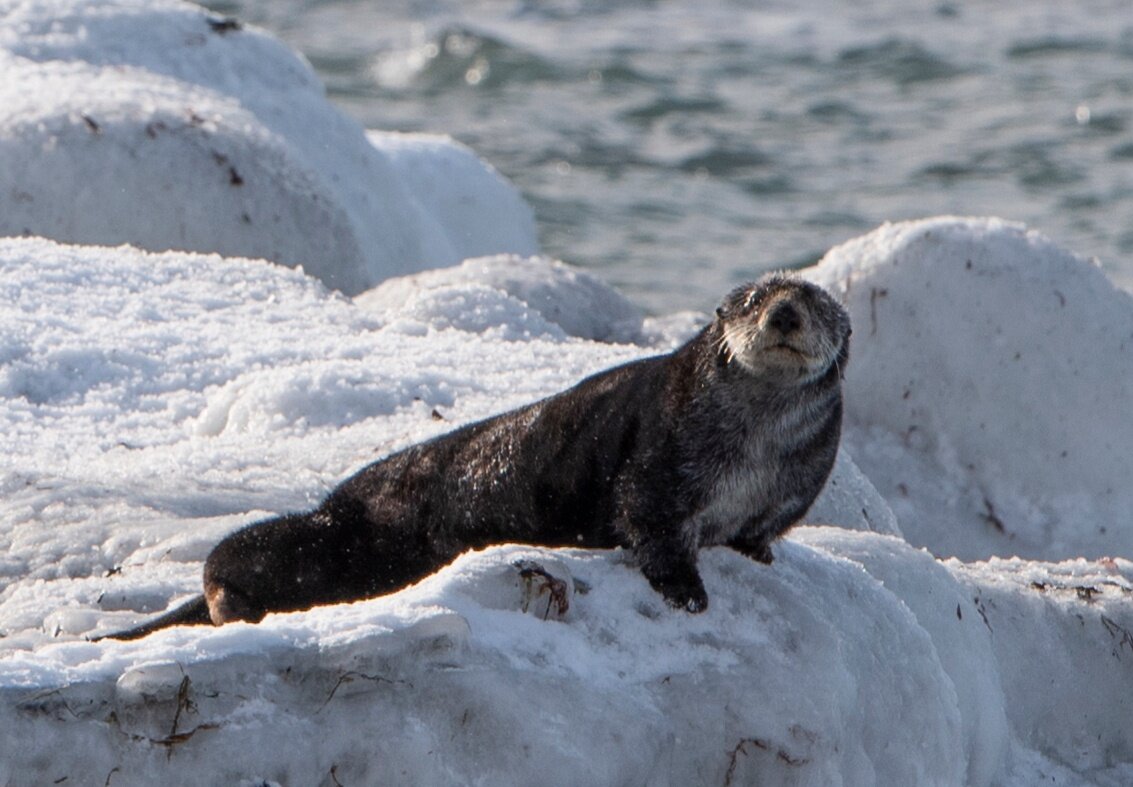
[645, 569, 709, 614]
[637, 545, 709, 613]
[667, 583, 709, 614]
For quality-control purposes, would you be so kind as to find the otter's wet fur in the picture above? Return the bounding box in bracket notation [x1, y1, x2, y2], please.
[101, 273, 850, 640]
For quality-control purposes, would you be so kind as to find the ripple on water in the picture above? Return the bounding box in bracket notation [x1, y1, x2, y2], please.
[1006, 37, 1111, 59]
[678, 146, 771, 176]
[835, 37, 968, 86]
[621, 95, 728, 124]
[805, 100, 872, 125]
[919, 143, 1086, 191]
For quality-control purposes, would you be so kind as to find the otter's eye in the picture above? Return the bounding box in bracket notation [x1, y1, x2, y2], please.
[716, 306, 726, 319]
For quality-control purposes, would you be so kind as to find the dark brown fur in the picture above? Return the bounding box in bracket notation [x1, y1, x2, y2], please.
[100, 274, 849, 640]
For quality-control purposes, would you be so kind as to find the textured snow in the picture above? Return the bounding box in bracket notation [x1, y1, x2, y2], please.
[0, 0, 1131, 784]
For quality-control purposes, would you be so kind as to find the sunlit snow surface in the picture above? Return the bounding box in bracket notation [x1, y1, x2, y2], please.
[808, 217, 1133, 562]
[1, 1, 1132, 784]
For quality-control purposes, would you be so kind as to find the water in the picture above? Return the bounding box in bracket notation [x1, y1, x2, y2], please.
[203, 0, 1133, 314]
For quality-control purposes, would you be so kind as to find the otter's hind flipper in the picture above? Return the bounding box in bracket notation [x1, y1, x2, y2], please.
[92, 595, 211, 641]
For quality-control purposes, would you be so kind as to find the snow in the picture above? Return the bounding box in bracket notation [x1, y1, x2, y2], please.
[354, 254, 647, 344]
[1, 1, 1131, 784]
[0, 0, 537, 295]
[807, 217, 1133, 561]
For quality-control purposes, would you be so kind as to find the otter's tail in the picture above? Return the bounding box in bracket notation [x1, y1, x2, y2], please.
[91, 595, 211, 641]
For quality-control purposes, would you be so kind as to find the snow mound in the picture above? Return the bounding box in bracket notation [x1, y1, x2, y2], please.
[0, 0, 537, 293]
[807, 446, 902, 538]
[808, 217, 1133, 561]
[947, 553, 1133, 779]
[355, 254, 647, 343]
[798, 529, 1133, 787]
[796, 528, 1010, 787]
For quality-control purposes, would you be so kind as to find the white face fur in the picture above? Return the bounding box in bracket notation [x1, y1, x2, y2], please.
[717, 275, 850, 384]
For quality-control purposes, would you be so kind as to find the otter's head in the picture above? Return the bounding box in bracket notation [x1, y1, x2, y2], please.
[715, 273, 850, 383]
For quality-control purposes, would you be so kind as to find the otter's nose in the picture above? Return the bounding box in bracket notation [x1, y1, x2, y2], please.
[767, 302, 801, 335]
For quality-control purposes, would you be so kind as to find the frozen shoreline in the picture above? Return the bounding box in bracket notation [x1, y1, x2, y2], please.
[2, 1, 1131, 784]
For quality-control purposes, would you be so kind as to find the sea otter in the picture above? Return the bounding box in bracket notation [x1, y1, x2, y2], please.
[100, 273, 850, 639]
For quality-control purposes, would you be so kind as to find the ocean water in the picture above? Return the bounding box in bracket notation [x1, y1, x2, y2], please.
[203, 0, 1133, 313]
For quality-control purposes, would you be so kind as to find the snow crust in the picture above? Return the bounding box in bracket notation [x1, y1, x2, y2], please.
[0, 1, 1130, 783]
[0, 0, 537, 294]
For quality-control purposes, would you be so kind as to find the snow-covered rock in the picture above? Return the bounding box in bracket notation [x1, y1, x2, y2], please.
[808, 217, 1133, 561]
[0, 0, 537, 294]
